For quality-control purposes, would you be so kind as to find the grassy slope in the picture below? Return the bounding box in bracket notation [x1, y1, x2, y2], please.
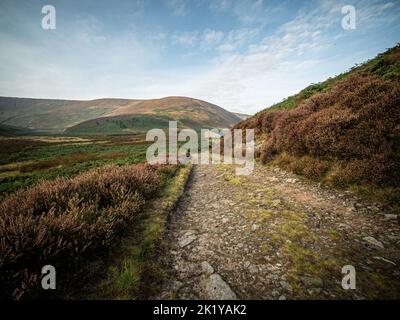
[0, 96, 241, 133]
[0, 124, 39, 136]
[252, 45, 400, 114]
[66, 113, 229, 136]
[236, 44, 400, 207]
[65, 114, 173, 135]
[0, 97, 121, 131]
[0, 136, 150, 199]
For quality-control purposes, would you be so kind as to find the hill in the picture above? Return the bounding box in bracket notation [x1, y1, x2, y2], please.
[0, 96, 241, 134]
[65, 114, 172, 135]
[0, 97, 122, 132]
[0, 124, 38, 136]
[233, 112, 252, 120]
[235, 44, 400, 206]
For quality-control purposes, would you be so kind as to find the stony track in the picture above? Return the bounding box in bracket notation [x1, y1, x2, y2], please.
[157, 163, 400, 300]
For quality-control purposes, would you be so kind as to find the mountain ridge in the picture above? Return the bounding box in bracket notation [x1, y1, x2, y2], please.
[0, 96, 241, 134]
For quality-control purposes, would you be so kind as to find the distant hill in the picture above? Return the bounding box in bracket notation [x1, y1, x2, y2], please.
[0, 124, 38, 136]
[235, 44, 400, 201]
[233, 112, 252, 120]
[0, 96, 241, 134]
[65, 114, 172, 135]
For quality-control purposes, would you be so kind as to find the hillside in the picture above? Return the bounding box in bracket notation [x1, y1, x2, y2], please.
[235, 44, 400, 206]
[0, 124, 38, 136]
[0, 97, 122, 132]
[65, 114, 172, 135]
[0, 96, 241, 134]
[233, 112, 252, 120]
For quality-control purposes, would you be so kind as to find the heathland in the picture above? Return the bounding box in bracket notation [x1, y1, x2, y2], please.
[0, 45, 399, 300]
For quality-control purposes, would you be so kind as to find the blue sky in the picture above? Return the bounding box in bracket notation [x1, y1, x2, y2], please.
[0, 0, 399, 114]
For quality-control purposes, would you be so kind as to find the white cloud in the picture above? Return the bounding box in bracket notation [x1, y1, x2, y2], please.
[218, 28, 259, 52]
[0, 1, 344, 113]
[357, 1, 398, 24]
[178, 4, 343, 112]
[202, 29, 224, 47]
[1, 0, 399, 115]
[171, 31, 198, 46]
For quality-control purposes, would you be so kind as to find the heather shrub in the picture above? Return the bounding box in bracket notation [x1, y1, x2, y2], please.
[272, 153, 331, 180]
[0, 163, 169, 299]
[257, 75, 400, 187]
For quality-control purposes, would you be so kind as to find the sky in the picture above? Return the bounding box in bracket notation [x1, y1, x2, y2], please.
[0, 0, 399, 114]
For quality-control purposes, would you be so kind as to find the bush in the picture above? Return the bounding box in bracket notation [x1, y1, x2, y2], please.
[0, 163, 169, 299]
[254, 75, 400, 187]
[272, 153, 331, 180]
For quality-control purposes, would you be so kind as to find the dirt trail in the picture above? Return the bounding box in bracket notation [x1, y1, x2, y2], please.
[157, 163, 400, 300]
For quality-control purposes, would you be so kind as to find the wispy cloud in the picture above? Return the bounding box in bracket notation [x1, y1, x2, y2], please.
[0, 0, 399, 114]
[209, 0, 232, 12]
[164, 0, 187, 16]
[357, 0, 398, 24]
[202, 29, 224, 47]
[218, 28, 260, 52]
[171, 31, 198, 46]
[181, 0, 400, 112]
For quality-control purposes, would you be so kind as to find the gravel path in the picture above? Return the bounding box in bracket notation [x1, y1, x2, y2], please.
[157, 163, 400, 300]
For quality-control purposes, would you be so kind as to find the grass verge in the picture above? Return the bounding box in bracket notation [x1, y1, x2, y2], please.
[82, 164, 193, 299]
